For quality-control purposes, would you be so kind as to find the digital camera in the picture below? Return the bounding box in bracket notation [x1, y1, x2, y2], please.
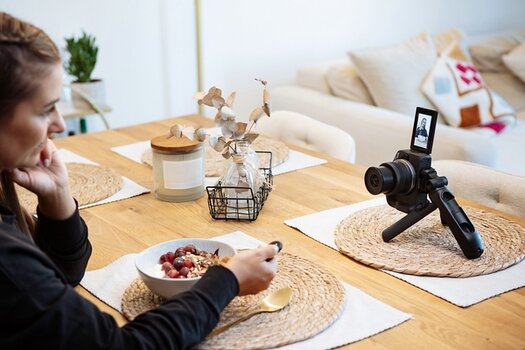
[363, 107, 484, 259]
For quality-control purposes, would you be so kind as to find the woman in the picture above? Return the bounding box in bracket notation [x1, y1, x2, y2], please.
[415, 117, 428, 141]
[0, 12, 278, 349]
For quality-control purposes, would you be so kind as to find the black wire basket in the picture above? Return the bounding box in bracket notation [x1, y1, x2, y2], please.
[206, 151, 273, 221]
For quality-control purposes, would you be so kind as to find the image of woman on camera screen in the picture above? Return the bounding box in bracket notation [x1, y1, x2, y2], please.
[414, 117, 428, 148]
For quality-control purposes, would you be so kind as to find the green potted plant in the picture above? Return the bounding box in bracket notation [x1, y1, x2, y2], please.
[64, 31, 106, 110]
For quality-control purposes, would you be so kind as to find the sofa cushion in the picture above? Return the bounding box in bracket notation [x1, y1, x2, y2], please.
[469, 32, 525, 72]
[433, 28, 469, 59]
[326, 62, 374, 105]
[422, 45, 515, 132]
[349, 33, 436, 116]
[503, 43, 525, 84]
[296, 60, 346, 95]
[482, 70, 525, 112]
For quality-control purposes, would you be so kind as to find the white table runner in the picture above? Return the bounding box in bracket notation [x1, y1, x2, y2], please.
[81, 231, 411, 349]
[111, 140, 327, 177]
[284, 198, 525, 307]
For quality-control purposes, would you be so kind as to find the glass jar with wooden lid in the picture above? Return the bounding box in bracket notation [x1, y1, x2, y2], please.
[151, 134, 204, 202]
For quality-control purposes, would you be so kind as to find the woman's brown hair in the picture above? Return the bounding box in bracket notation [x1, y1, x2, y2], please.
[0, 12, 61, 235]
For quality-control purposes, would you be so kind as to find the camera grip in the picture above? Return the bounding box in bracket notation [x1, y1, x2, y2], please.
[429, 187, 484, 259]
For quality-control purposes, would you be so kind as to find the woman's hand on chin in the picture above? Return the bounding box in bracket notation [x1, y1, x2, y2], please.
[10, 139, 75, 219]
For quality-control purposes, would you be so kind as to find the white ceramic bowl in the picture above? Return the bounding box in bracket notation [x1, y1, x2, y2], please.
[135, 238, 236, 298]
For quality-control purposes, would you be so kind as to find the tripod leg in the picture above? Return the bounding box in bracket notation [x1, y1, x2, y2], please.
[382, 202, 437, 242]
[440, 211, 447, 226]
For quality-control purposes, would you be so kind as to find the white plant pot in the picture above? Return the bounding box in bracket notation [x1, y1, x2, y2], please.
[71, 79, 106, 110]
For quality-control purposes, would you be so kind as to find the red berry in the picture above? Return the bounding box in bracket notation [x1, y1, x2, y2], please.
[179, 267, 190, 277]
[183, 259, 194, 268]
[173, 257, 185, 270]
[161, 262, 174, 272]
[174, 247, 185, 257]
[159, 254, 167, 264]
[183, 244, 197, 254]
[166, 252, 175, 264]
[166, 269, 179, 279]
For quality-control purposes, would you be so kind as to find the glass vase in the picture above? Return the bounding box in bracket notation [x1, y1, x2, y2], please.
[220, 141, 265, 219]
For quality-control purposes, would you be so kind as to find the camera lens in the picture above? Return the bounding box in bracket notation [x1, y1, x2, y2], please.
[364, 159, 416, 195]
[364, 166, 395, 195]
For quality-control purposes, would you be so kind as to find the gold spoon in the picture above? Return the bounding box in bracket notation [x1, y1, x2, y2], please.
[208, 287, 293, 337]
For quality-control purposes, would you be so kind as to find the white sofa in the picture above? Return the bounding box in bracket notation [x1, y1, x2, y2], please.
[271, 32, 525, 176]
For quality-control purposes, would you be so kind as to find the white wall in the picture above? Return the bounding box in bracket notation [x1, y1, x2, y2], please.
[1, 0, 524, 132]
[1, 0, 197, 132]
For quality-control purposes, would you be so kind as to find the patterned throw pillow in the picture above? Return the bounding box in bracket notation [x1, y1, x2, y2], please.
[422, 45, 516, 133]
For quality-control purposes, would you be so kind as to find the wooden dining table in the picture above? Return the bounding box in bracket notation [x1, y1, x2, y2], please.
[54, 114, 525, 349]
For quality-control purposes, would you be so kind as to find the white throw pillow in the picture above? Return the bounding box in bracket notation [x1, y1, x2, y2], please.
[422, 45, 515, 132]
[349, 33, 437, 116]
[326, 61, 374, 105]
[469, 33, 525, 72]
[503, 43, 525, 84]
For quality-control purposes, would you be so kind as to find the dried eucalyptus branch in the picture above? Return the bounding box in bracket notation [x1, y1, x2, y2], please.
[168, 79, 271, 160]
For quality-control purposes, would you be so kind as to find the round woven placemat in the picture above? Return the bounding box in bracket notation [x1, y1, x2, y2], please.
[122, 253, 345, 350]
[334, 205, 525, 277]
[141, 135, 289, 177]
[251, 135, 289, 167]
[16, 163, 122, 213]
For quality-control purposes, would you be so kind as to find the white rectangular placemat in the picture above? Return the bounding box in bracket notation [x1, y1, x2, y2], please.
[81, 231, 411, 348]
[284, 198, 525, 307]
[60, 149, 150, 208]
[111, 141, 326, 176]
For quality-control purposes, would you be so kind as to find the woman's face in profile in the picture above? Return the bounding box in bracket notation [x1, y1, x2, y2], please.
[0, 63, 65, 170]
[421, 119, 426, 128]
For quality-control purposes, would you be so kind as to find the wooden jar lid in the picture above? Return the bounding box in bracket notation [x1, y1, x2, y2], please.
[150, 135, 202, 152]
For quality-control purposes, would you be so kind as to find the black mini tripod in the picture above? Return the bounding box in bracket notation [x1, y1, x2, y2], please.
[382, 167, 484, 259]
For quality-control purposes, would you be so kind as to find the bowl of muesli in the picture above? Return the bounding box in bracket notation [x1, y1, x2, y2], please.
[135, 238, 236, 298]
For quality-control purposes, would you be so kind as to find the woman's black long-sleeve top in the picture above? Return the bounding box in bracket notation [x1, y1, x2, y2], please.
[0, 204, 238, 349]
